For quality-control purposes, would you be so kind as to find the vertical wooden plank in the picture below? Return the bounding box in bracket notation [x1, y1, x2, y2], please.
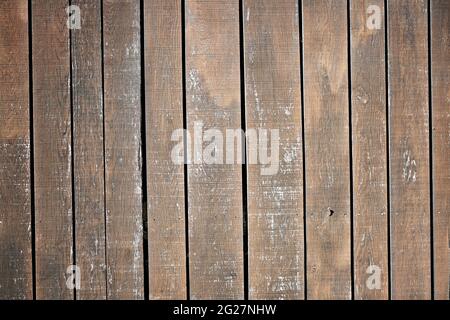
[0, 0, 33, 299]
[103, 0, 144, 299]
[388, 0, 431, 299]
[144, 0, 187, 299]
[302, 0, 351, 299]
[32, 0, 73, 300]
[71, 0, 106, 299]
[243, 0, 304, 299]
[350, 0, 389, 299]
[431, 0, 449, 300]
[185, 0, 244, 299]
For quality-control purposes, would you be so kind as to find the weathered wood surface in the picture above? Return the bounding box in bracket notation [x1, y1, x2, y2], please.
[431, 0, 449, 301]
[302, 0, 352, 300]
[144, 0, 187, 300]
[388, 0, 431, 300]
[71, 0, 106, 299]
[243, 0, 304, 300]
[0, 0, 446, 301]
[32, 0, 73, 300]
[350, 0, 388, 299]
[185, 0, 244, 299]
[103, 0, 144, 299]
[0, 0, 32, 299]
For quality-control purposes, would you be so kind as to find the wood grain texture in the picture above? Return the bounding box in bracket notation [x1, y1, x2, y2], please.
[32, 0, 73, 300]
[185, 0, 244, 299]
[71, 0, 106, 299]
[0, 0, 32, 299]
[103, 0, 144, 299]
[388, 0, 431, 299]
[144, 0, 187, 300]
[243, 0, 304, 300]
[350, 0, 388, 299]
[302, 0, 351, 300]
[431, 0, 449, 300]
[0, 0, 444, 300]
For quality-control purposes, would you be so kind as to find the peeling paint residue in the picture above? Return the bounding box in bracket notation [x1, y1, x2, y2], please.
[402, 148, 417, 183]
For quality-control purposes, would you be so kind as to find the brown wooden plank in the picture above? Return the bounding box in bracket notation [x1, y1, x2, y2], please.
[350, 0, 388, 299]
[71, 0, 106, 299]
[243, 0, 304, 300]
[103, 0, 144, 299]
[32, 0, 73, 299]
[0, 0, 33, 299]
[185, 0, 244, 299]
[388, 0, 431, 299]
[144, 0, 187, 299]
[302, 0, 351, 300]
[431, 0, 449, 300]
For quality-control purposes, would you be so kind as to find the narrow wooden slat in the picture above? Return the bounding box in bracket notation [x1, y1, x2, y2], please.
[0, 0, 32, 299]
[144, 0, 187, 299]
[431, 0, 449, 300]
[71, 0, 106, 299]
[103, 0, 144, 299]
[388, 0, 431, 299]
[350, 0, 388, 299]
[185, 0, 244, 299]
[302, 0, 351, 299]
[32, 0, 73, 299]
[243, 0, 304, 299]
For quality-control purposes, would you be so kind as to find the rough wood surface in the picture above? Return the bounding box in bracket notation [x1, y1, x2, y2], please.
[388, 0, 431, 300]
[32, 0, 73, 299]
[144, 0, 187, 300]
[185, 0, 244, 299]
[430, 0, 449, 301]
[71, 0, 106, 299]
[0, 0, 445, 300]
[243, 0, 304, 300]
[350, 0, 388, 299]
[302, 0, 352, 300]
[103, 0, 144, 299]
[0, 0, 32, 299]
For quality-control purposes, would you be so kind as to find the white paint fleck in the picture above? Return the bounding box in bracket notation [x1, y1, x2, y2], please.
[251, 73, 261, 113]
[283, 148, 297, 163]
[402, 149, 417, 182]
[188, 69, 201, 91]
